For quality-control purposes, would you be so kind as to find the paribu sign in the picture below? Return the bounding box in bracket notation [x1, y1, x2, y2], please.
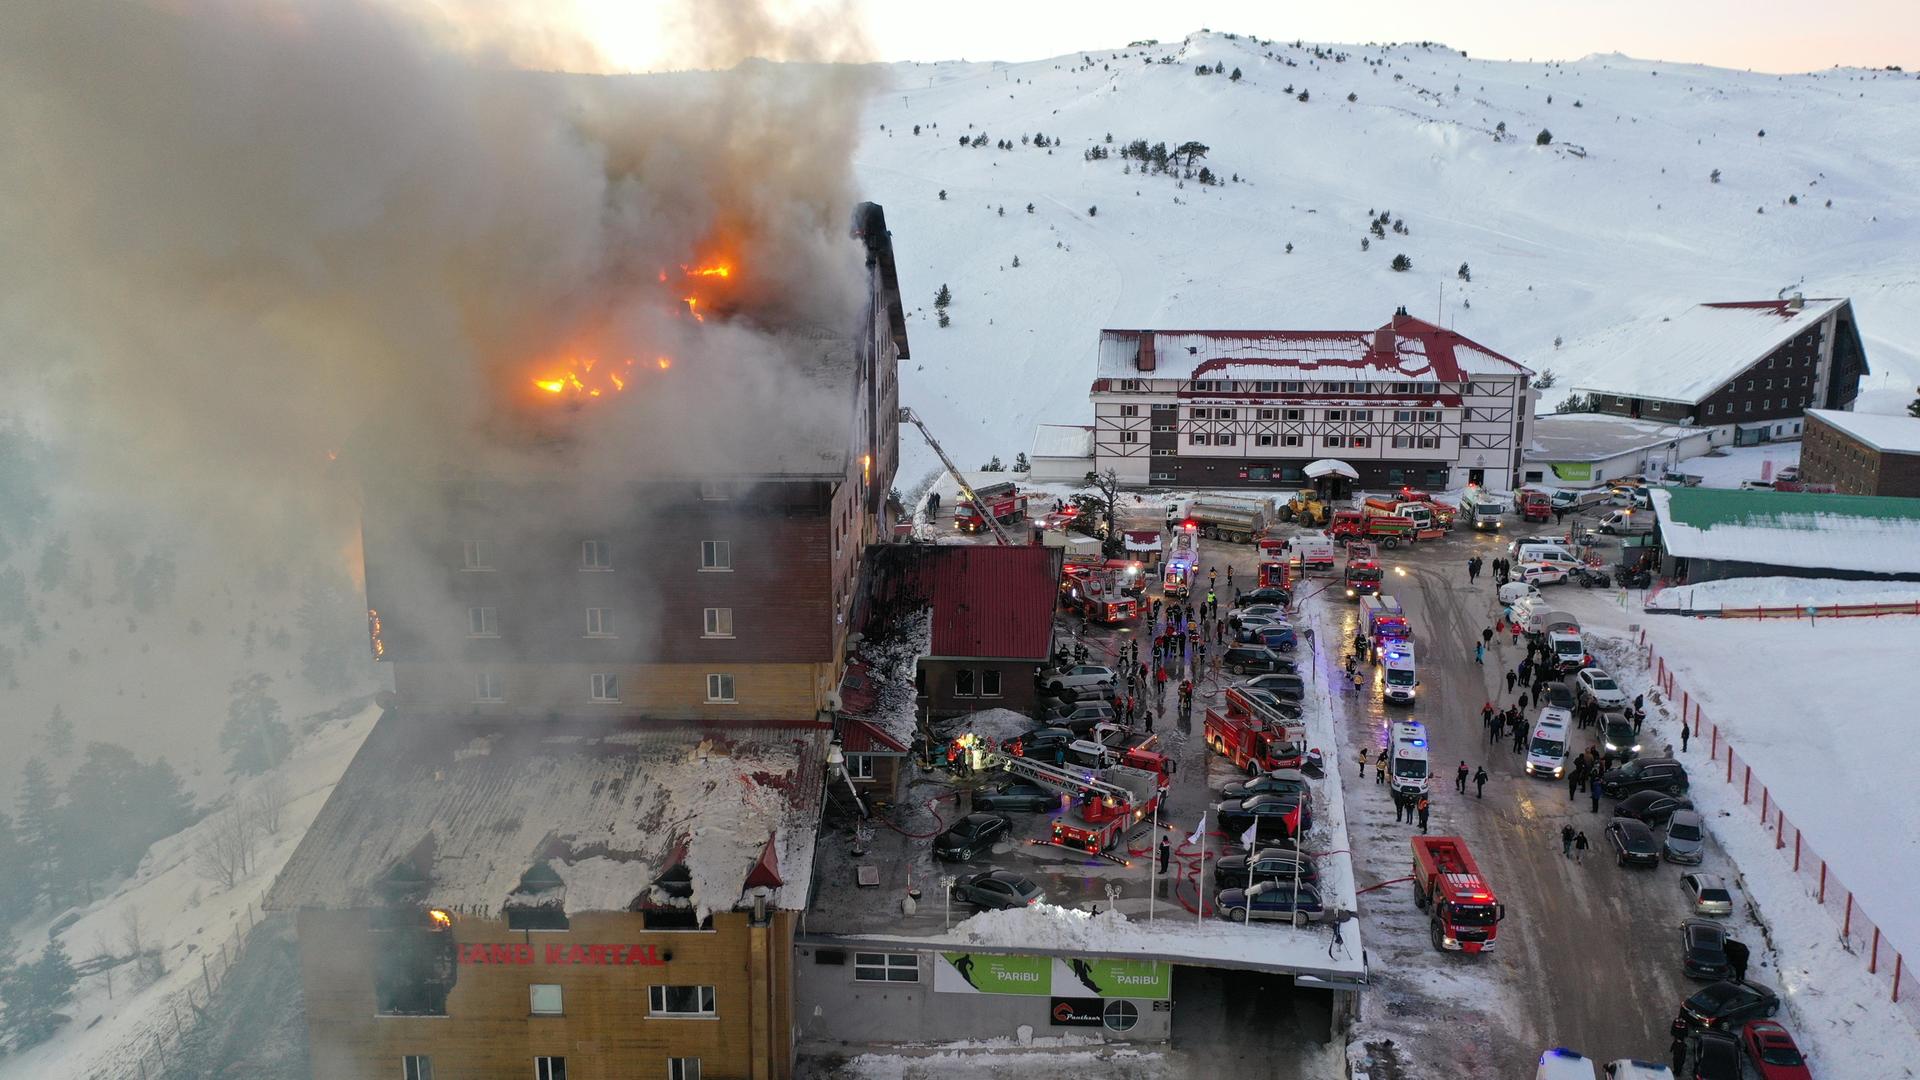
[933, 953, 1169, 999]
[458, 942, 665, 966]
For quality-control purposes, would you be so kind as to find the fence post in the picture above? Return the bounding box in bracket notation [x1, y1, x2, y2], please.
[1761, 786, 1769, 821]
[1711, 725, 1719, 759]
[1726, 749, 1734, 783]
[1819, 861, 1828, 904]
[1871, 927, 1881, 974]
[1743, 766, 1751, 805]
[1776, 808, 1785, 850]
[1845, 892, 1854, 939]
[1681, 689, 1689, 719]
[1793, 830, 1801, 869]
[1897, 953, 1905, 1004]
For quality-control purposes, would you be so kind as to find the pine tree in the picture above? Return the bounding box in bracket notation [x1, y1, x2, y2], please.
[1458, 262, 1472, 282]
[1087, 206, 1098, 217]
[0, 812, 33, 917]
[938, 189, 947, 201]
[934, 284, 951, 310]
[1230, 67, 1242, 82]
[15, 757, 59, 899]
[2, 937, 78, 1049]
[1297, 90, 1310, 102]
[1010, 255, 1020, 268]
[937, 311, 950, 329]
[1391, 254, 1413, 272]
[1535, 369, 1559, 389]
[220, 673, 290, 776]
[1907, 387, 1920, 419]
[1536, 128, 1553, 146]
[1014, 453, 1031, 472]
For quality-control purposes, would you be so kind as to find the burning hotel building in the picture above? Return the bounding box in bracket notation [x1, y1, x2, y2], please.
[268, 205, 910, 1080]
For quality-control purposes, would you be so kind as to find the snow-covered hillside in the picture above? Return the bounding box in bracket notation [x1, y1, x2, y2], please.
[852, 32, 1920, 488]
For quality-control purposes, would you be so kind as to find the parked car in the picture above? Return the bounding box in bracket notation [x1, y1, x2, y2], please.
[1498, 580, 1545, 607]
[1237, 687, 1304, 719]
[1508, 535, 1569, 558]
[1689, 1030, 1742, 1080]
[1243, 666, 1303, 686]
[1539, 682, 1576, 711]
[1239, 624, 1298, 652]
[1223, 645, 1291, 675]
[1739, 1020, 1812, 1080]
[1041, 701, 1117, 734]
[1215, 880, 1325, 925]
[1576, 668, 1628, 710]
[1240, 673, 1305, 702]
[1515, 561, 1571, 587]
[1537, 1048, 1598, 1079]
[1680, 918, 1732, 981]
[1007, 727, 1076, 761]
[972, 782, 1058, 813]
[1602, 1061, 1673, 1080]
[1602, 715, 1643, 758]
[1606, 817, 1661, 868]
[932, 814, 1011, 860]
[1663, 810, 1707, 864]
[1213, 847, 1318, 890]
[949, 869, 1042, 910]
[1602, 757, 1690, 798]
[1221, 769, 1312, 802]
[1682, 873, 1735, 917]
[1614, 790, 1694, 827]
[1042, 664, 1116, 694]
[1679, 981, 1779, 1033]
[1230, 604, 1287, 627]
[1216, 793, 1311, 838]
[1235, 587, 1291, 608]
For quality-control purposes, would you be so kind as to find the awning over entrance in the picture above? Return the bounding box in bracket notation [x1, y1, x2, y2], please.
[1304, 459, 1359, 480]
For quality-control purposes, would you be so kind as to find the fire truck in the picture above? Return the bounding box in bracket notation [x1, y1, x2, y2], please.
[1062, 563, 1139, 624]
[955, 481, 1029, 534]
[1363, 495, 1434, 531]
[1046, 765, 1162, 854]
[1396, 487, 1457, 530]
[1328, 508, 1414, 548]
[1161, 523, 1199, 598]
[1205, 689, 1307, 775]
[1344, 553, 1383, 599]
[1257, 560, 1294, 591]
[1516, 488, 1554, 523]
[1410, 836, 1506, 953]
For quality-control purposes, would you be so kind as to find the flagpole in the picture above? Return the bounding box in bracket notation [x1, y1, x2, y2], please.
[1148, 802, 1158, 923]
[1197, 827, 1206, 927]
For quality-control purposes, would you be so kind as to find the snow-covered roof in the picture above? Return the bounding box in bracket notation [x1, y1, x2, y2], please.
[1029, 423, 1095, 459]
[266, 714, 827, 918]
[1095, 313, 1531, 384]
[1567, 298, 1853, 405]
[1651, 487, 1920, 576]
[1527, 414, 1699, 462]
[1806, 409, 1920, 455]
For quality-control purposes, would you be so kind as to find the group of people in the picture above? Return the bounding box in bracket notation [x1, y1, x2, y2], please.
[1482, 700, 1530, 754]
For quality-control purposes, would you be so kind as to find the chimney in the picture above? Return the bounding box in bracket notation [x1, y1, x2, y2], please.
[1373, 321, 1397, 357]
[1786, 293, 1804, 312]
[1137, 331, 1157, 372]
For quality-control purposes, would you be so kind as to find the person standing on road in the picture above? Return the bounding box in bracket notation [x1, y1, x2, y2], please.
[1511, 722, 1526, 755]
[1351, 667, 1366, 694]
[1724, 938, 1750, 983]
[1358, 747, 1370, 779]
[1489, 716, 1503, 746]
[1505, 669, 1518, 694]
[1474, 641, 1485, 665]
[1669, 1036, 1688, 1078]
[1158, 838, 1172, 875]
[1680, 723, 1691, 752]
[1416, 795, 1431, 833]
[1568, 763, 1581, 800]
[1561, 824, 1575, 857]
[1455, 761, 1469, 793]
[1481, 701, 1495, 730]
[1391, 789, 1405, 823]
[1376, 756, 1387, 785]
[1474, 766, 1488, 798]
[1516, 691, 1530, 714]
[1465, 557, 1476, 582]
[1143, 709, 1155, 734]
[1573, 831, 1589, 863]
[1518, 656, 1533, 684]
[1589, 780, 1602, 814]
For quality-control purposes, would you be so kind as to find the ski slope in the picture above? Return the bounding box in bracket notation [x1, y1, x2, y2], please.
[852, 32, 1920, 490]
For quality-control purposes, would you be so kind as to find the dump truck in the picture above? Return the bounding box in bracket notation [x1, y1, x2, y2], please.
[1330, 508, 1414, 548]
[1411, 836, 1505, 954]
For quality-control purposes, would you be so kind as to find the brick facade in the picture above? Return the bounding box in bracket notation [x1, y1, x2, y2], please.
[1801, 412, 1920, 498]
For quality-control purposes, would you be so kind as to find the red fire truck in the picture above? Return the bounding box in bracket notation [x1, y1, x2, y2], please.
[1048, 765, 1162, 854]
[1344, 552, 1383, 598]
[955, 482, 1029, 534]
[1410, 836, 1506, 954]
[1328, 509, 1414, 548]
[1516, 488, 1554, 523]
[1204, 690, 1306, 775]
[1062, 564, 1139, 625]
[1396, 487, 1457, 530]
[1257, 560, 1294, 590]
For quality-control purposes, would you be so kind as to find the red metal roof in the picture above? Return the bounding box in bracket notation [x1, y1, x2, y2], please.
[866, 544, 1063, 661]
[840, 716, 908, 754]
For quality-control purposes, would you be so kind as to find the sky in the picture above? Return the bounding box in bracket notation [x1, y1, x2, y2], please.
[564, 0, 1919, 74]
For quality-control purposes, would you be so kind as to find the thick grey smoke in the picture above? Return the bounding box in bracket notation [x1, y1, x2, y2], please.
[0, 0, 882, 544]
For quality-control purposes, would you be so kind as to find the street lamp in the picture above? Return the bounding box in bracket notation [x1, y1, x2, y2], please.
[940, 875, 956, 929]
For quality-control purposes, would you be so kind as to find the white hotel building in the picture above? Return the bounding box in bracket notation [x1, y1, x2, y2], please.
[1089, 309, 1535, 494]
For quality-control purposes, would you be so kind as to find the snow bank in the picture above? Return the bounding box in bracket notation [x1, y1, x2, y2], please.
[1646, 575, 1920, 611]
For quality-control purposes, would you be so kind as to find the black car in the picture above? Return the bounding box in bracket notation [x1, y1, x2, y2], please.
[1008, 727, 1076, 761]
[1221, 770, 1312, 802]
[1222, 645, 1289, 676]
[932, 813, 1011, 860]
[1539, 683, 1576, 711]
[1605, 817, 1660, 867]
[1213, 848, 1318, 890]
[1216, 793, 1311, 837]
[1040, 702, 1117, 734]
[1680, 919, 1732, 981]
[1679, 980, 1780, 1033]
[1690, 1030, 1742, 1080]
[1602, 715, 1643, 758]
[1241, 674, 1305, 702]
[972, 782, 1058, 813]
[950, 869, 1042, 910]
[1614, 789, 1694, 827]
[1602, 756, 1690, 798]
[1235, 587, 1291, 608]
[1237, 688, 1304, 720]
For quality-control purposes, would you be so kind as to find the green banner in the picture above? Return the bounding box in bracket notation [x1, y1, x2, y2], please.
[934, 952, 1051, 995]
[1549, 462, 1593, 482]
[1052, 957, 1172, 1000]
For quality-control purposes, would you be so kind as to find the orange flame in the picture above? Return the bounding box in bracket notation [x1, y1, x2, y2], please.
[683, 262, 732, 278]
[531, 356, 642, 401]
[428, 909, 452, 928]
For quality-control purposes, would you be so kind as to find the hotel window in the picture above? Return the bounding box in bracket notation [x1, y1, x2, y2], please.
[1744, 402, 1753, 413]
[1282, 435, 1302, 447]
[1420, 410, 1439, 422]
[1706, 405, 1716, 416]
[1151, 471, 1175, 482]
[1745, 380, 1755, 391]
[475, 672, 503, 703]
[1419, 437, 1438, 449]
[1217, 434, 1236, 446]
[1349, 436, 1371, 448]
[1764, 379, 1773, 389]
[1392, 436, 1412, 449]
[1119, 431, 1139, 443]
[706, 674, 736, 703]
[586, 607, 614, 637]
[1254, 381, 1278, 393]
[1283, 381, 1303, 392]
[534, 1059, 567, 1080]
[669, 1060, 703, 1080]
[590, 674, 619, 702]
[1350, 409, 1372, 422]
[1413, 381, 1439, 395]
[1393, 410, 1414, 422]
[580, 540, 611, 570]
[460, 541, 492, 571]
[530, 984, 563, 1016]
[954, 669, 976, 697]
[1283, 409, 1303, 421]
[854, 953, 921, 983]
[1190, 407, 1211, 419]
[1324, 436, 1345, 448]
[468, 607, 497, 638]
[1189, 434, 1210, 446]
[702, 607, 732, 638]
[1152, 449, 1174, 457]
[1325, 409, 1344, 421]
[1120, 404, 1139, 417]
[1258, 408, 1277, 421]
[1762, 399, 1770, 409]
[403, 1057, 434, 1080]
[981, 669, 1003, 697]
[1215, 408, 1236, 420]
[700, 540, 731, 570]
[844, 753, 874, 780]
[1257, 435, 1276, 447]
[649, 985, 718, 1017]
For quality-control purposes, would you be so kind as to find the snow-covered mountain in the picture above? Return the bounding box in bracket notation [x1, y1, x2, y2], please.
[852, 32, 1920, 488]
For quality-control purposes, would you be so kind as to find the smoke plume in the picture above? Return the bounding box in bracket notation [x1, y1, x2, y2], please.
[0, 0, 882, 544]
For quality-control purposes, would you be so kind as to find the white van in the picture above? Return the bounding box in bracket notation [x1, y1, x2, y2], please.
[1596, 509, 1655, 536]
[1535, 1048, 1598, 1080]
[1525, 708, 1573, 778]
[1381, 639, 1417, 705]
[1388, 722, 1430, 796]
[1509, 594, 1553, 635]
[1515, 544, 1580, 569]
[1602, 1060, 1675, 1079]
[1284, 535, 1338, 572]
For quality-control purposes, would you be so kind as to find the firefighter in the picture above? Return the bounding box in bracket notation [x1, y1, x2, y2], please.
[1225, 565, 1234, 588]
[1208, 567, 1216, 589]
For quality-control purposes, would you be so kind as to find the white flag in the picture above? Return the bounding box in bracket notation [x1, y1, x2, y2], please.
[1240, 821, 1258, 849]
[1186, 813, 1207, 846]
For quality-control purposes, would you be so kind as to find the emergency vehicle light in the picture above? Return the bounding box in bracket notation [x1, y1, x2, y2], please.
[1411, 739, 1426, 747]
